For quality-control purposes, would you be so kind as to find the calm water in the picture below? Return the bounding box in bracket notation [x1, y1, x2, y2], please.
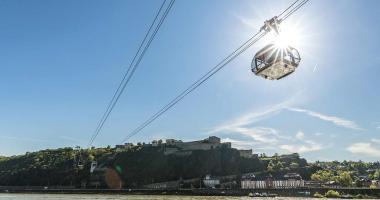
[0, 194, 339, 200]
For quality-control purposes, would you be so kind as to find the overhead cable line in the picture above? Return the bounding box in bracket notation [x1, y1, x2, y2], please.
[277, 0, 300, 18]
[281, 0, 309, 21]
[120, 32, 266, 143]
[88, 0, 176, 147]
[120, 0, 310, 143]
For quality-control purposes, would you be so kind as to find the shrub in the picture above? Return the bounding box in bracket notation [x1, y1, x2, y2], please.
[325, 190, 340, 198]
[313, 192, 324, 198]
[355, 194, 364, 199]
[369, 184, 377, 189]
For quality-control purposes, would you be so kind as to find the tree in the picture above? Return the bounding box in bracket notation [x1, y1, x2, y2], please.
[311, 170, 335, 182]
[267, 160, 274, 172]
[88, 154, 95, 161]
[337, 171, 353, 187]
[374, 169, 380, 180]
[267, 160, 285, 172]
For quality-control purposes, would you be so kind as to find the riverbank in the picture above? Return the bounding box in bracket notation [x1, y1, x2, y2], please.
[0, 194, 327, 200]
[1, 187, 380, 198]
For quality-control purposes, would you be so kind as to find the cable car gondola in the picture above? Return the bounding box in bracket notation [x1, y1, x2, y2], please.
[252, 43, 301, 80]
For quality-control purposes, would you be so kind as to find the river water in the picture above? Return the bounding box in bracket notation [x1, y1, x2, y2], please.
[0, 194, 332, 200]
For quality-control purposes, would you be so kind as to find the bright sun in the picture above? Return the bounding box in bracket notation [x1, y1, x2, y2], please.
[274, 34, 289, 49]
[266, 21, 303, 49]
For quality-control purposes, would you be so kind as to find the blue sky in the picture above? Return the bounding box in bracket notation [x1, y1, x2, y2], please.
[0, 0, 379, 161]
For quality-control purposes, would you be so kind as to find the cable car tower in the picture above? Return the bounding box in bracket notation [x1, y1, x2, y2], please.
[252, 16, 301, 80]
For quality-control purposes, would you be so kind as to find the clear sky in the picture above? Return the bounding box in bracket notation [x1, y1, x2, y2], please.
[0, 0, 379, 161]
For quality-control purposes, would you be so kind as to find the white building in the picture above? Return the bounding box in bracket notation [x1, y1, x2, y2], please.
[241, 173, 305, 189]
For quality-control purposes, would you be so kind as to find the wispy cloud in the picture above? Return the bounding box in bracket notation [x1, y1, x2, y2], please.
[280, 141, 323, 153]
[209, 100, 293, 145]
[371, 122, 380, 130]
[221, 137, 257, 149]
[296, 131, 305, 140]
[280, 131, 326, 153]
[215, 126, 282, 145]
[237, 127, 282, 145]
[288, 108, 363, 130]
[347, 143, 380, 157]
[371, 138, 380, 144]
[210, 102, 288, 134]
[208, 97, 355, 155]
[208, 99, 333, 154]
[0, 135, 48, 143]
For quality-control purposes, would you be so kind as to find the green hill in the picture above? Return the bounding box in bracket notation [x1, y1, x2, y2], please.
[0, 145, 316, 188]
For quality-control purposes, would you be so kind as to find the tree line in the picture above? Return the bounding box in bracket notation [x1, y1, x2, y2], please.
[0, 145, 378, 188]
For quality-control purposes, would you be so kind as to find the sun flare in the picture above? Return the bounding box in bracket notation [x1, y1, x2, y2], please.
[266, 21, 303, 49]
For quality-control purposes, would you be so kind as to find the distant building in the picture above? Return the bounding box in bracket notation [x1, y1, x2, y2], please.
[372, 180, 380, 188]
[241, 173, 304, 189]
[166, 139, 182, 145]
[175, 136, 229, 150]
[356, 175, 372, 187]
[115, 136, 231, 155]
[207, 136, 221, 143]
[163, 136, 231, 155]
[115, 143, 134, 152]
[151, 139, 163, 147]
[304, 180, 323, 188]
[143, 178, 200, 189]
[283, 172, 302, 180]
[203, 174, 220, 188]
[281, 172, 304, 188]
[241, 173, 256, 180]
[324, 180, 340, 188]
[143, 180, 180, 189]
[241, 174, 270, 189]
[239, 149, 254, 158]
